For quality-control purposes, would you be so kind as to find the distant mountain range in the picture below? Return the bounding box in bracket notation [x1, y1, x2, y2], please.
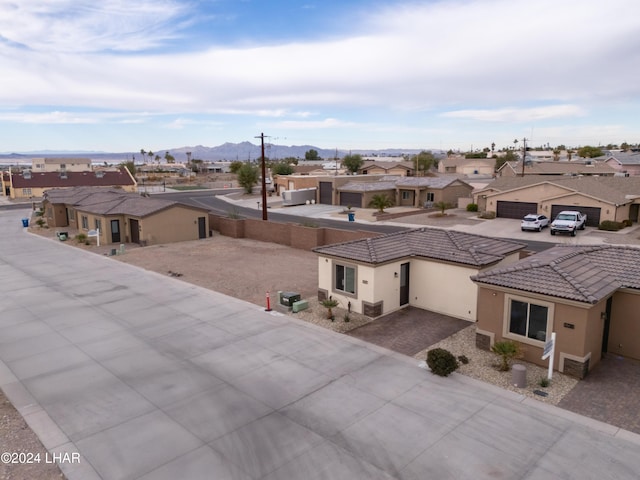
[1, 142, 438, 163]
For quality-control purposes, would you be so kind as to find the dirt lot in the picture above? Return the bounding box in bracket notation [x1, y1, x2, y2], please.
[114, 235, 320, 307]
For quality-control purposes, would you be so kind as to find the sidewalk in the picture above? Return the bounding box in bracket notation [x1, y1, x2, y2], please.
[2, 208, 640, 479]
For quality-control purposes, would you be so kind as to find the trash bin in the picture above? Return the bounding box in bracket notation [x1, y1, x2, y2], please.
[347, 212, 355, 222]
[21, 218, 29, 227]
[512, 364, 527, 388]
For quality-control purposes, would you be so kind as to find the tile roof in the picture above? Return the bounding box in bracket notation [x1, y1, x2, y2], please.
[472, 245, 640, 304]
[479, 175, 640, 204]
[338, 181, 397, 192]
[606, 152, 640, 165]
[313, 228, 525, 267]
[337, 175, 470, 192]
[44, 186, 208, 217]
[10, 168, 135, 188]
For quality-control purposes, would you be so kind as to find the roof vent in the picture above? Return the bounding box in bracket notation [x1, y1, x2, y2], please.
[95, 170, 104, 178]
[60, 172, 68, 179]
[23, 170, 32, 179]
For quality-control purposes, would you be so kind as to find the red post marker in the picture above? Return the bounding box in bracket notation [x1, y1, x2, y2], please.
[265, 292, 272, 312]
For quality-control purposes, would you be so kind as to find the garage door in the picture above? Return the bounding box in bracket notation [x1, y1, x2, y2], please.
[496, 201, 538, 219]
[319, 182, 332, 205]
[340, 192, 362, 208]
[551, 205, 601, 227]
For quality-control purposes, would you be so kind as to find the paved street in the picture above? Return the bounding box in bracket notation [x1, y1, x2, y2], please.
[1, 207, 640, 480]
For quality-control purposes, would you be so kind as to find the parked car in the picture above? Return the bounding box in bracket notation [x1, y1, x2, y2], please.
[521, 214, 549, 232]
[550, 211, 587, 236]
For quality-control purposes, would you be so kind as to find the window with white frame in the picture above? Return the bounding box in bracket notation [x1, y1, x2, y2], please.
[335, 263, 356, 295]
[507, 297, 550, 342]
[426, 192, 435, 202]
[81, 215, 89, 230]
[22, 188, 32, 196]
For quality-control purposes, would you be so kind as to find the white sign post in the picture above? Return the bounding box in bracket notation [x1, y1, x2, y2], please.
[541, 332, 556, 380]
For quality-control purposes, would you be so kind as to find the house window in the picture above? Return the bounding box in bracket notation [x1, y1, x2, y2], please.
[507, 297, 551, 342]
[401, 191, 411, 200]
[94, 219, 102, 231]
[335, 264, 356, 295]
[22, 188, 32, 196]
[81, 216, 89, 230]
[426, 192, 435, 202]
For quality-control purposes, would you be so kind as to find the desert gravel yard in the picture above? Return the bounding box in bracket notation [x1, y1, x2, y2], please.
[114, 235, 320, 308]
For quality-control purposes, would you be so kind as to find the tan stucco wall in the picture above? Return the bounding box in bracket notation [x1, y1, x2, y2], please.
[411, 260, 479, 320]
[539, 193, 615, 221]
[476, 287, 603, 372]
[138, 207, 208, 245]
[484, 184, 571, 213]
[608, 290, 640, 360]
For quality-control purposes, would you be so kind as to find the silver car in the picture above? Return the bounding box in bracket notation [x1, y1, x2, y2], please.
[521, 214, 549, 232]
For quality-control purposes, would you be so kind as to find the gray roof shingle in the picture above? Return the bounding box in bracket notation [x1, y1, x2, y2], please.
[313, 228, 525, 267]
[472, 245, 640, 303]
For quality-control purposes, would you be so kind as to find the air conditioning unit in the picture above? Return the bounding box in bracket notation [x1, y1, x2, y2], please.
[280, 292, 301, 307]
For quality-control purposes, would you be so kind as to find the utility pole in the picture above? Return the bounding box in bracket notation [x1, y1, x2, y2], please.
[255, 133, 268, 220]
[520, 138, 528, 177]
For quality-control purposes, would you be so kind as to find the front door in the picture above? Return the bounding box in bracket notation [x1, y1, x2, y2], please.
[110, 219, 121, 243]
[198, 217, 206, 239]
[130, 219, 139, 244]
[400, 262, 410, 306]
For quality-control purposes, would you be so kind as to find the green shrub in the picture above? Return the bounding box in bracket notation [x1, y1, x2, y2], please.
[622, 219, 633, 228]
[457, 354, 470, 365]
[466, 203, 478, 212]
[539, 377, 550, 388]
[426, 348, 459, 377]
[491, 340, 522, 371]
[35, 218, 45, 228]
[75, 233, 87, 243]
[598, 220, 624, 231]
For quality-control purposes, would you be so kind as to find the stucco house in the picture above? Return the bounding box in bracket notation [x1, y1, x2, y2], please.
[438, 156, 495, 176]
[313, 228, 525, 321]
[2, 167, 137, 199]
[497, 160, 616, 178]
[32, 157, 93, 173]
[42, 186, 210, 246]
[359, 161, 414, 176]
[472, 245, 640, 378]
[474, 175, 640, 225]
[604, 152, 640, 176]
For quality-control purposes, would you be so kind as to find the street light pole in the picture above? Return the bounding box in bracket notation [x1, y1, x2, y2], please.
[255, 133, 268, 221]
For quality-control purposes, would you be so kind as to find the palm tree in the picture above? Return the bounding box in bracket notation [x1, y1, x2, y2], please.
[369, 194, 394, 214]
[433, 201, 449, 215]
[321, 298, 339, 320]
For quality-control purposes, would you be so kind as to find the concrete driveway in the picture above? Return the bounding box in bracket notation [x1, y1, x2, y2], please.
[1, 207, 640, 480]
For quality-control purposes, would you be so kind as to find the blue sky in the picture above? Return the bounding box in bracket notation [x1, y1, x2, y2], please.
[1, 0, 639, 153]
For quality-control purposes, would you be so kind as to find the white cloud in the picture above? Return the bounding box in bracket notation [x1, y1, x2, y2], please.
[441, 105, 587, 123]
[0, 0, 189, 53]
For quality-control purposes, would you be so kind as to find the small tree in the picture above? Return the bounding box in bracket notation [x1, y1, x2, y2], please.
[229, 161, 243, 174]
[369, 194, 394, 213]
[342, 154, 364, 174]
[433, 201, 450, 215]
[321, 298, 339, 319]
[271, 161, 295, 176]
[237, 163, 259, 194]
[305, 149, 319, 161]
[491, 340, 522, 371]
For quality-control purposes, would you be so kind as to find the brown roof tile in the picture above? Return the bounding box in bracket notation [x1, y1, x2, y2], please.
[472, 245, 640, 303]
[313, 228, 525, 267]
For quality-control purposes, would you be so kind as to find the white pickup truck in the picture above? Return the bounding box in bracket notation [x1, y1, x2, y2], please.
[550, 211, 587, 236]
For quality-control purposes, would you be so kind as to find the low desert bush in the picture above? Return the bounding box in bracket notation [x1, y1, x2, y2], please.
[426, 348, 459, 377]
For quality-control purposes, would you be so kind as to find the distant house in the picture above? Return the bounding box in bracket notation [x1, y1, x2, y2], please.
[604, 152, 640, 176]
[2, 167, 136, 199]
[438, 156, 495, 176]
[32, 157, 93, 173]
[42, 186, 210, 246]
[314, 228, 525, 321]
[359, 161, 414, 176]
[497, 160, 616, 177]
[474, 175, 640, 225]
[472, 245, 640, 378]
